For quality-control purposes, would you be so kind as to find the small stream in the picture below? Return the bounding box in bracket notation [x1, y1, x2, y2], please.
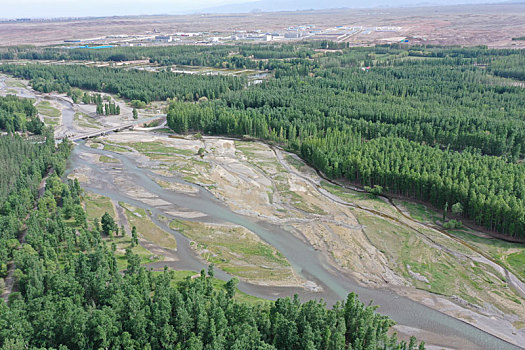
[65, 141, 521, 350]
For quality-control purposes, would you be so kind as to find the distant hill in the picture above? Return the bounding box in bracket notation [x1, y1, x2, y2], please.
[200, 0, 512, 13]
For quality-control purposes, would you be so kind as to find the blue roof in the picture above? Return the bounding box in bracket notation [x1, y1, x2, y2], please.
[67, 45, 114, 49]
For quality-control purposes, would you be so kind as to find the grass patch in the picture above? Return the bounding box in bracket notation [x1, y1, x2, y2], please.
[513, 321, 525, 330]
[43, 117, 58, 126]
[322, 181, 383, 203]
[36, 101, 61, 118]
[398, 200, 440, 223]
[357, 211, 523, 311]
[285, 154, 306, 171]
[235, 142, 260, 159]
[284, 190, 326, 215]
[75, 112, 102, 129]
[99, 155, 119, 164]
[83, 192, 116, 221]
[103, 143, 131, 153]
[130, 141, 185, 154]
[120, 202, 177, 250]
[358, 213, 473, 297]
[507, 251, 525, 281]
[449, 229, 525, 281]
[164, 270, 267, 305]
[5, 79, 26, 89]
[169, 220, 294, 282]
[120, 141, 196, 156]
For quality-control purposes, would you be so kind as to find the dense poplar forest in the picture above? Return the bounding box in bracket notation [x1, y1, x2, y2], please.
[0, 64, 244, 103]
[0, 101, 424, 349]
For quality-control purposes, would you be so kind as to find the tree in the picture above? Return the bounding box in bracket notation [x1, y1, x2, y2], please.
[207, 263, 214, 278]
[225, 278, 238, 299]
[451, 202, 463, 216]
[96, 103, 103, 115]
[364, 185, 383, 196]
[132, 108, 138, 119]
[131, 226, 138, 247]
[101, 212, 117, 236]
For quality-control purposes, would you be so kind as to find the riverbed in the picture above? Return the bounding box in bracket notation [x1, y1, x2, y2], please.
[65, 138, 522, 350]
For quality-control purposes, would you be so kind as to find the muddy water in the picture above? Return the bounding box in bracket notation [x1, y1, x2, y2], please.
[66, 141, 520, 350]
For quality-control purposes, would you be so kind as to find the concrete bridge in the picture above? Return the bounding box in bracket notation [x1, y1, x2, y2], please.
[59, 115, 166, 142]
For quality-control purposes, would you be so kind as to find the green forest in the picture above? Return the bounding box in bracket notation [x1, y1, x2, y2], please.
[2, 44, 525, 238]
[0, 64, 244, 103]
[0, 95, 43, 134]
[0, 99, 424, 349]
[160, 45, 525, 239]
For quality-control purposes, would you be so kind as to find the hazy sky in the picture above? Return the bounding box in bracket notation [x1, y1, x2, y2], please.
[2, 0, 254, 19]
[2, 0, 511, 19]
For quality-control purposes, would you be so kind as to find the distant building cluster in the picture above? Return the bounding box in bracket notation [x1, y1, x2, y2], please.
[61, 23, 403, 47]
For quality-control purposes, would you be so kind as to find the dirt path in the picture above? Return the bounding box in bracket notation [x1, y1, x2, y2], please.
[1, 170, 51, 301]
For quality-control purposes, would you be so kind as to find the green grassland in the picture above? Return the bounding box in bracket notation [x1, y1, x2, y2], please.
[83, 192, 116, 221]
[36, 101, 61, 118]
[120, 202, 177, 250]
[121, 141, 195, 156]
[74, 111, 102, 129]
[166, 270, 267, 305]
[169, 219, 295, 283]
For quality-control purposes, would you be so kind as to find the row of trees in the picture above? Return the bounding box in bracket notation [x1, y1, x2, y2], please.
[0, 129, 424, 349]
[0, 64, 245, 103]
[5, 44, 320, 70]
[166, 100, 525, 237]
[97, 102, 120, 116]
[490, 54, 525, 81]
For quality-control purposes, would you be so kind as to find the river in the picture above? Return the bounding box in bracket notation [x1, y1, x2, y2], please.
[65, 141, 522, 350]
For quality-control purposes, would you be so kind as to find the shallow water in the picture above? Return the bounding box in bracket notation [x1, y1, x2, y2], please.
[66, 141, 520, 350]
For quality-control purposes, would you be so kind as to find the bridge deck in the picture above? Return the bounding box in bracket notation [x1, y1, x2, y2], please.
[60, 115, 166, 141]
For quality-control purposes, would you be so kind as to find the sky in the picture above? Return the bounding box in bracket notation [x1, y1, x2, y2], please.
[2, 0, 511, 19]
[1, 0, 255, 19]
